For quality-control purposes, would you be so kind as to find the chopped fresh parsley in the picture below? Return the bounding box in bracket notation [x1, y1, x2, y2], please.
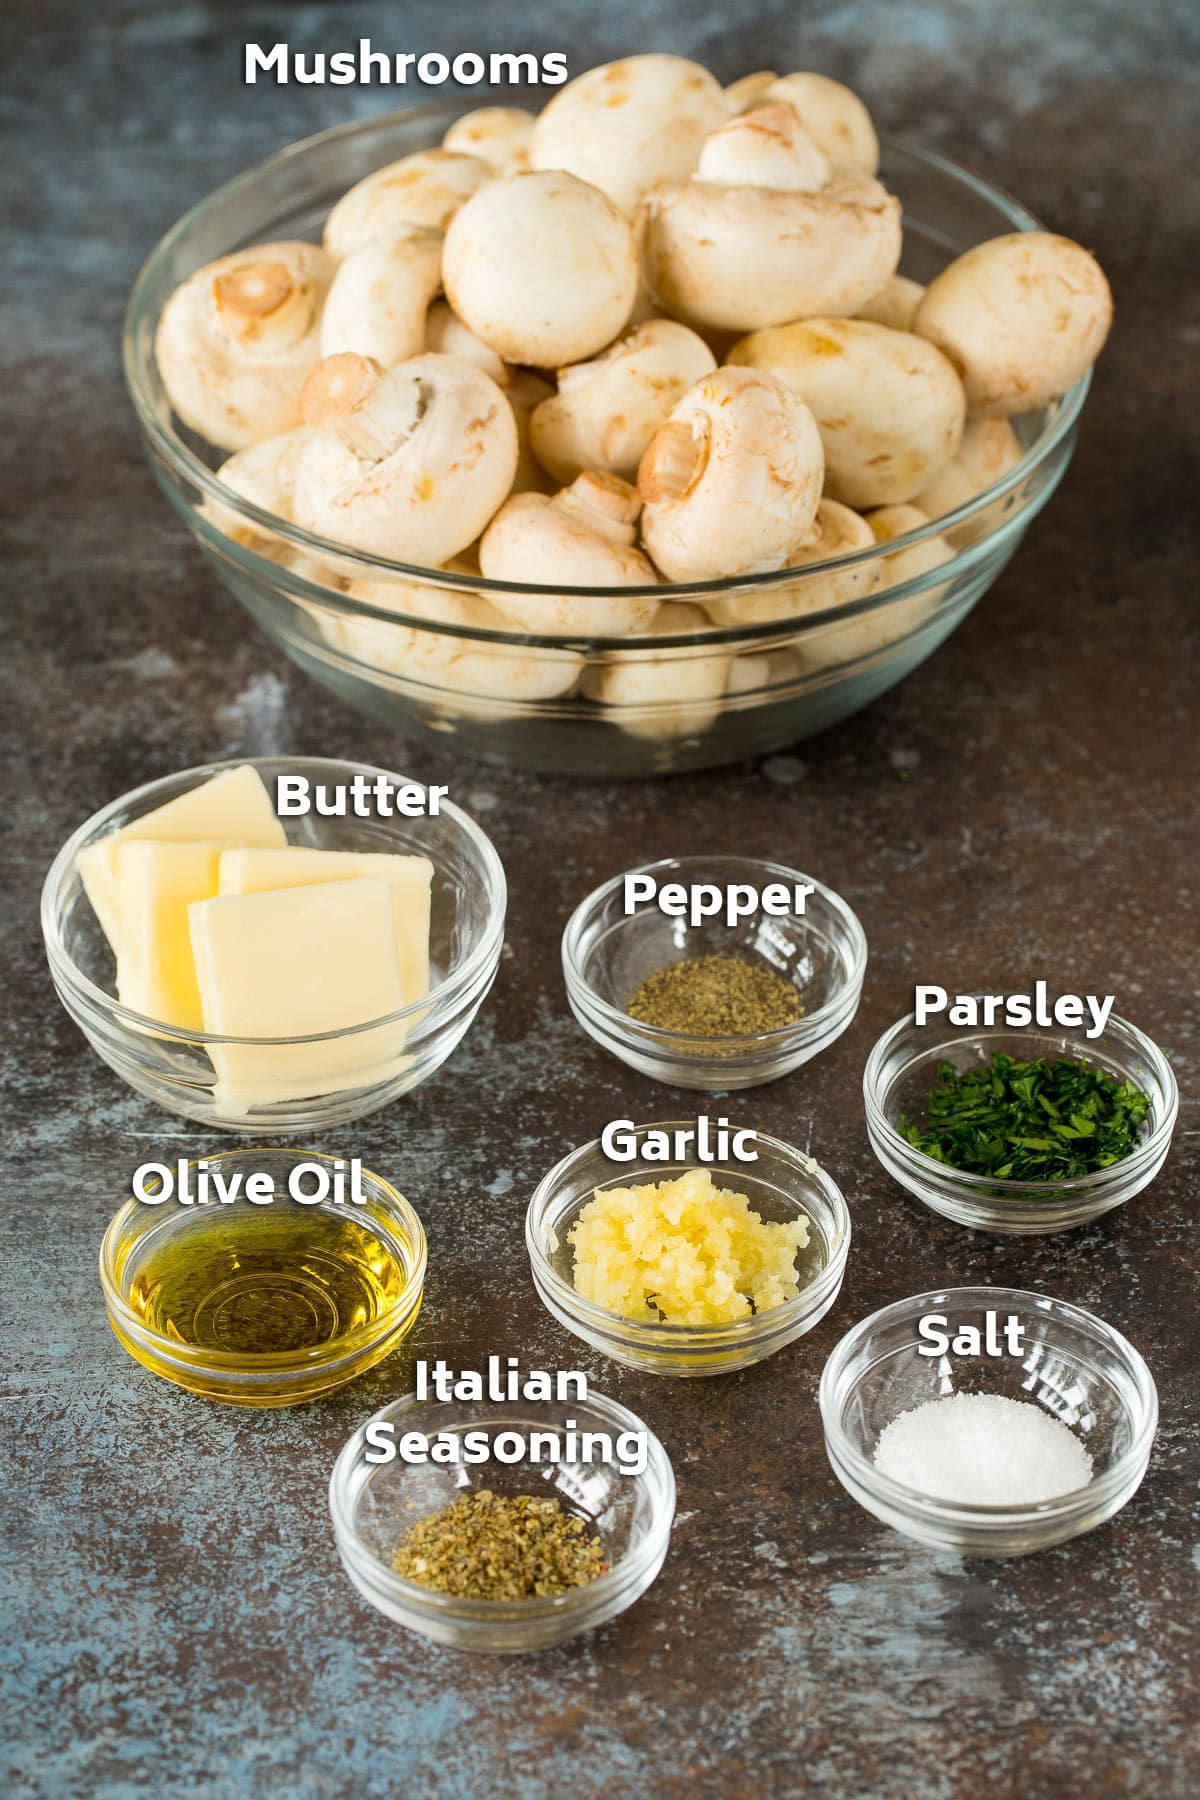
[899, 1052, 1151, 1181]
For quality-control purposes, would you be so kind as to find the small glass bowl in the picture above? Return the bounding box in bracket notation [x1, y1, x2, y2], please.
[42, 754, 506, 1132]
[863, 1008, 1178, 1233]
[526, 1123, 851, 1376]
[561, 856, 867, 1089]
[100, 1151, 427, 1406]
[328, 1389, 676, 1653]
[819, 1286, 1158, 1556]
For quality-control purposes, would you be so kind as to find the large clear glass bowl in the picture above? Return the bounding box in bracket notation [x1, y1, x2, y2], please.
[124, 103, 1090, 776]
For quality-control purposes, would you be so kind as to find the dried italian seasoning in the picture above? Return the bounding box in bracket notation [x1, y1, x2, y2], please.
[626, 952, 803, 1037]
[392, 1490, 611, 1599]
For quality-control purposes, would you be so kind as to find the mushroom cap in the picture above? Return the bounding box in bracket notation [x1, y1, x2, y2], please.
[530, 319, 717, 485]
[443, 170, 639, 368]
[443, 106, 536, 174]
[480, 473, 661, 634]
[913, 233, 1113, 416]
[293, 352, 518, 565]
[915, 416, 1024, 543]
[866, 503, 955, 583]
[334, 574, 583, 705]
[581, 600, 732, 740]
[856, 274, 926, 332]
[729, 317, 966, 507]
[529, 54, 730, 214]
[703, 499, 878, 626]
[324, 150, 491, 259]
[423, 299, 509, 386]
[319, 226, 443, 365]
[155, 241, 333, 451]
[637, 366, 825, 582]
[697, 103, 831, 192]
[640, 171, 902, 332]
[724, 71, 779, 112]
[762, 73, 880, 176]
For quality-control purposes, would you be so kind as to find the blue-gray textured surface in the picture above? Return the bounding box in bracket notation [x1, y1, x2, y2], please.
[2, 2, 1198, 1796]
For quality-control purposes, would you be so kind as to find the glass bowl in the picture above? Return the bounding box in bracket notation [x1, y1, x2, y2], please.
[124, 102, 1090, 775]
[863, 1007, 1178, 1234]
[525, 1123, 851, 1375]
[328, 1389, 675, 1652]
[42, 755, 506, 1132]
[562, 854, 867, 1089]
[819, 1286, 1158, 1556]
[100, 1151, 426, 1406]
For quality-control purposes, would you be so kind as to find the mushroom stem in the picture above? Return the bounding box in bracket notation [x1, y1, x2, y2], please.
[697, 103, 830, 192]
[300, 354, 425, 463]
[638, 419, 709, 504]
[555, 471, 643, 545]
[212, 261, 315, 349]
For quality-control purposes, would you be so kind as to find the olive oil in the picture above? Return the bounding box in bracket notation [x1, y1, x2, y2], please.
[126, 1206, 410, 1356]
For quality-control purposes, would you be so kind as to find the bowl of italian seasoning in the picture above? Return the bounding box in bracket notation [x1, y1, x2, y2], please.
[328, 1389, 674, 1653]
[561, 856, 867, 1089]
[863, 1007, 1178, 1233]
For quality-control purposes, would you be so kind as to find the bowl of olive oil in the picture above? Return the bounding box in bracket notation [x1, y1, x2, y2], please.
[100, 1151, 426, 1404]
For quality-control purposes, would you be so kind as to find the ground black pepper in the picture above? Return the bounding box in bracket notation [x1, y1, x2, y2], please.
[625, 953, 803, 1036]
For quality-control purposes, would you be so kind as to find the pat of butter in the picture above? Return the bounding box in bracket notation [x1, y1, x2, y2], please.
[115, 840, 230, 1031]
[188, 877, 409, 1109]
[217, 847, 433, 1005]
[78, 766, 286, 953]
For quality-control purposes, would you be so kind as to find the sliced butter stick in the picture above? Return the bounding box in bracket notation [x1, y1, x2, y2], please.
[78, 765, 286, 954]
[115, 840, 231, 1032]
[188, 877, 409, 1110]
[217, 846, 433, 1005]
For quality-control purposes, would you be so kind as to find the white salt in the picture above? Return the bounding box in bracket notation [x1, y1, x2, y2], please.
[872, 1392, 1094, 1505]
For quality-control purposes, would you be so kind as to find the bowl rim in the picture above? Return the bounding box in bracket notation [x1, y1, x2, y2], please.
[328, 1386, 677, 1620]
[525, 1122, 852, 1345]
[818, 1283, 1159, 1524]
[41, 753, 507, 1046]
[99, 1149, 428, 1370]
[862, 1004, 1179, 1199]
[123, 106, 1092, 640]
[561, 853, 869, 1054]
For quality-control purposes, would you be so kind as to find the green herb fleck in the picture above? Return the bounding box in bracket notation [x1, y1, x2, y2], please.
[899, 1052, 1151, 1182]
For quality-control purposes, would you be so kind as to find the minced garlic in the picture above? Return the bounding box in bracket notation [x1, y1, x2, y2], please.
[567, 1167, 809, 1326]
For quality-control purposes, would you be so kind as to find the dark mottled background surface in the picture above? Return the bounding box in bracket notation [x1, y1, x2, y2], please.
[2, 2, 1198, 1795]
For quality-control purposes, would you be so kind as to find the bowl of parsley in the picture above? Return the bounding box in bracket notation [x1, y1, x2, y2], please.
[863, 1006, 1178, 1233]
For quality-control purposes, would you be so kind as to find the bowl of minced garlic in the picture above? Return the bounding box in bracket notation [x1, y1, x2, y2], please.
[526, 1127, 851, 1375]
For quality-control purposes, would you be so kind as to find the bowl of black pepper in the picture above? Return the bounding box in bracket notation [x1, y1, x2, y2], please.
[863, 1007, 1179, 1234]
[561, 856, 867, 1089]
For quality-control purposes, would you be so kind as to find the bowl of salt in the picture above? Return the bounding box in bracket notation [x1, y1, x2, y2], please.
[819, 1286, 1157, 1556]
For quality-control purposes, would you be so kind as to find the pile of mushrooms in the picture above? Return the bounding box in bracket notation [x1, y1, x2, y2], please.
[158, 53, 1113, 734]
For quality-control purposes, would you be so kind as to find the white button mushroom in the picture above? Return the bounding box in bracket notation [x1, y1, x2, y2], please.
[728, 317, 966, 508]
[422, 299, 509, 385]
[318, 225, 443, 366]
[792, 504, 954, 671]
[442, 106, 536, 174]
[155, 241, 333, 451]
[913, 233, 1113, 416]
[323, 150, 492, 260]
[723, 71, 779, 112]
[582, 602, 732, 740]
[293, 352, 518, 564]
[915, 416, 1024, 542]
[333, 570, 584, 713]
[856, 275, 926, 332]
[702, 500, 879, 628]
[637, 366, 825, 582]
[759, 73, 880, 175]
[442, 170, 640, 368]
[529, 54, 730, 214]
[479, 471, 660, 634]
[208, 429, 342, 586]
[529, 320, 717, 486]
[639, 104, 902, 332]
